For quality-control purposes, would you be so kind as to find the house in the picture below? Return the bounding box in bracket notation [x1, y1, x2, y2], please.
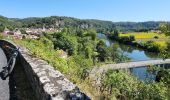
[3, 28, 11, 34]
[150, 30, 162, 33]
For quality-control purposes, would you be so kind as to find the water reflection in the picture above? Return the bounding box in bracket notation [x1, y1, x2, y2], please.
[129, 66, 156, 82]
[97, 33, 160, 61]
[129, 64, 170, 81]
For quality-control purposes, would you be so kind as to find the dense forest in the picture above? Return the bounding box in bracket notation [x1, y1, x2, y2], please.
[0, 15, 169, 32]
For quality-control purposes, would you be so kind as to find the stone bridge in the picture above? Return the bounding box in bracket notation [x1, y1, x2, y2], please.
[0, 40, 90, 100]
[91, 59, 170, 76]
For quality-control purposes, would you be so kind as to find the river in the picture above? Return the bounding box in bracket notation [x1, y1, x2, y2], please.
[97, 33, 161, 61]
[97, 33, 169, 81]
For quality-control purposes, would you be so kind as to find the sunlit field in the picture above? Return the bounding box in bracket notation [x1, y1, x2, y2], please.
[120, 32, 169, 47]
[120, 32, 168, 39]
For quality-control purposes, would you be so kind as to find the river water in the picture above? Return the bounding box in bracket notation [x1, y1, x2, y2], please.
[97, 33, 161, 61]
[97, 33, 169, 81]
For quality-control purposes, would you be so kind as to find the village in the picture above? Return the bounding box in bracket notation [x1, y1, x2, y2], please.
[3, 27, 61, 40]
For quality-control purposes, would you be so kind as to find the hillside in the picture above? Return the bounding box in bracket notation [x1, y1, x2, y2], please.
[0, 15, 169, 32]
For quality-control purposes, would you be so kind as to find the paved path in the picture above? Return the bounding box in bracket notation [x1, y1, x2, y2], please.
[0, 48, 9, 100]
[91, 59, 170, 76]
[0, 48, 37, 100]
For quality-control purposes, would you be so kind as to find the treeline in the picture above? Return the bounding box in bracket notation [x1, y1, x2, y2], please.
[9, 16, 114, 32]
[113, 21, 164, 32]
[0, 15, 170, 32]
[0, 16, 22, 32]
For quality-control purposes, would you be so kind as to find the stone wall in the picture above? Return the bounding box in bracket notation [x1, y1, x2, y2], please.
[0, 40, 90, 100]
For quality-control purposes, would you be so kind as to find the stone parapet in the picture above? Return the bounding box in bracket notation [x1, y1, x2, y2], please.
[0, 40, 90, 100]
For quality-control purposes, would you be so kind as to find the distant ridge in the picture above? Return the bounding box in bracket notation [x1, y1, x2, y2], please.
[0, 15, 169, 32]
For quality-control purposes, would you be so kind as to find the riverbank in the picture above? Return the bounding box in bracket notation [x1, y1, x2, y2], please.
[107, 33, 167, 53]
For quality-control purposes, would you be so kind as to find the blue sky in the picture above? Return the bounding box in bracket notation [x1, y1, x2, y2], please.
[0, 0, 170, 22]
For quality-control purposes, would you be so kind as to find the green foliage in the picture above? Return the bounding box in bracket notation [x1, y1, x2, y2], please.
[76, 29, 85, 37]
[160, 23, 170, 36]
[52, 32, 78, 55]
[15, 36, 95, 84]
[85, 46, 93, 59]
[0, 33, 4, 39]
[0, 16, 21, 29]
[145, 41, 160, 52]
[129, 35, 135, 41]
[159, 23, 170, 57]
[7, 25, 14, 31]
[86, 29, 97, 40]
[154, 35, 159, 39]
[41, 32, 53, 40]
[108, 28, 119, 39]
[96, 40, 108, 61]
[154, 67, 170, 87]
[102, 70, 140, 99]
[11, 21, 170, 100]
[1, 15, 166, 32]
[138, 82, 169, 100]
[0, 24, 5, 32]
[101, 70, 170, 100]
[68, 55, 93, 81]
[118, 35, 135, 43]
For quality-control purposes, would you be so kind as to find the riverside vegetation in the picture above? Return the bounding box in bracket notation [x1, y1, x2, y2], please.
[107, 28, 170, 55]
[1, 15, 170, 99]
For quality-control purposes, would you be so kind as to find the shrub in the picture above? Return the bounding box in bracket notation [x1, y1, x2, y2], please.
[154, 36, 159, 39]
[145, 41, 160, 52]
[101, 70, 170, 100]
[53, 32, 78, 55]
[0, 33, 4, 39]
[129, 35, 135, 41]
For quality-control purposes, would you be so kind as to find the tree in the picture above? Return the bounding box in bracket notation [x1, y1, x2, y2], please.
[108, 28, 119, 40]
[96, 40, 107, 61]
[20, 29, 28, 35]
[159, 23, 170, 58]
[159, 23, 170, 36]
[76, 29, 85, 37]
[52, 32, 77, 55]
[129, 35, 135, 41]
[0, 24, 5, 32]
[88, 29, 97, 40]
[7, 25, 14, 31]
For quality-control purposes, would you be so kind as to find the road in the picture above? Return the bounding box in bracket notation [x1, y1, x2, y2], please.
[0, 47, 37, 100]
[0, 47, 9, 99]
